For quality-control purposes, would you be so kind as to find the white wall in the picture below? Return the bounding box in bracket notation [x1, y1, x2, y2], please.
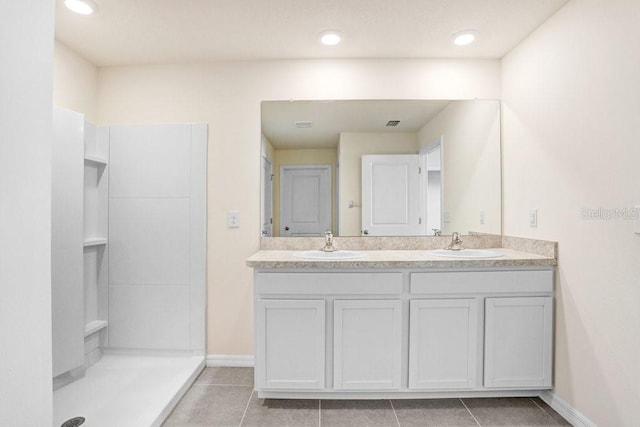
[96, 59, 500, 355]
[0, 2, 55, 425]
[418, 101, 501, 235]
[501, 0, 640, 425]
[338, 132, 419, 236]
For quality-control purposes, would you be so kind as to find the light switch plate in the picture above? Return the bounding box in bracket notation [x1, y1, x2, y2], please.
[227, 210, 240, 228]
[480, 210, 485, 225]
[529, 209, 538, 227]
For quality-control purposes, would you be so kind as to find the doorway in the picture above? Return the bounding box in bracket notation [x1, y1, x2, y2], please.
[261, 156, 273, 237]
[420, 137, 443, 236]
[279, 165, 331, 236]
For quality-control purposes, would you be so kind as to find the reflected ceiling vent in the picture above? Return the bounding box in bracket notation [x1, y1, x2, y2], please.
[386, 120, 401, 127]
[295, 121, 313, 128]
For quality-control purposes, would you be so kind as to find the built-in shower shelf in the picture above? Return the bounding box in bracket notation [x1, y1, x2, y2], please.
[83, 238, 108, 247]
[84, 155, 108, 165]
[84, 320, 108, 338]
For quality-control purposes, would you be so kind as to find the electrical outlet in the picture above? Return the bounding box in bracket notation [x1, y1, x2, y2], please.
[227, 210, 240, 228]
[479, 210, 485, 225]
[443, 211, 451, 223]
[635, 205, 640, 234]
[529, 209, 538, 227]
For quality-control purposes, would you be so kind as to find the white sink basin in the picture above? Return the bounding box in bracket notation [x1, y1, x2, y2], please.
[428, 249, 504, 259]
[292, 250, 367, 260]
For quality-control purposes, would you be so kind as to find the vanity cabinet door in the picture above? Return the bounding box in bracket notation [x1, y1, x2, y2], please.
[256, 299, 325, 390]
[333, 299, 402, 390]
[409, 299, 478, 389]
[484, 297, 553, 388]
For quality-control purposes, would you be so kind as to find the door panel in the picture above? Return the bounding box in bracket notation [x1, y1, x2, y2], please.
[484, 297, 553, 388]
[333, 299, 402, 390]
[409, 299, 478, 389]
[280, 165, 331, 236]
[362, 155, 420, 236]
[256, 299, 325, 390]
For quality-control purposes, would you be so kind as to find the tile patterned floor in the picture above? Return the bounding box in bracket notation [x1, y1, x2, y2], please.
[163, 367, 572, 427]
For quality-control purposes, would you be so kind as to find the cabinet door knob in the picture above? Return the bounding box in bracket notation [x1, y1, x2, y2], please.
[363, 229, 369, 235]
[285, 226, 290, 231]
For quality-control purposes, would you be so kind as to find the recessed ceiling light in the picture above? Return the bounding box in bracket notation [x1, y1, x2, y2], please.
[64, 0, 98, 15]
[319, 30, 342, 46]
[452, 30, 478, 46]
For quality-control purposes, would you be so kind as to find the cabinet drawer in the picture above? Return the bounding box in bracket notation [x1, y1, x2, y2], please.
[256, 272, 403, 295]
[410, 270, 552, 295]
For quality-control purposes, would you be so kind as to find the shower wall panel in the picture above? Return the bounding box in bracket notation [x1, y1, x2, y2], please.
[107, 124, 207, 352]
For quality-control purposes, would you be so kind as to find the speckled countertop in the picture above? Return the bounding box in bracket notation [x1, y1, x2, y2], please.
[246, 248, 556, 269]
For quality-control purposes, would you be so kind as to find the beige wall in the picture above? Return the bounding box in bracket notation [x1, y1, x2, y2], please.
[53, 41, 98, 123]
[338, 132, 419, 235]
[272, 148, 338, 236]
[96, 59, 500, 356]
[501, 0, 640, 425]
[53, 58, 502, 355]
[418, 101, 501, 235]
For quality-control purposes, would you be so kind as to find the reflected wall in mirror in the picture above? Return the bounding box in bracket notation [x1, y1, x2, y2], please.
[261, 100, 501, 237]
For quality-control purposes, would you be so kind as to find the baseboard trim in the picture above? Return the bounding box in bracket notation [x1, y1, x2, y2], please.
[206, 354, 255, 367]
[539, 390, 596, 427]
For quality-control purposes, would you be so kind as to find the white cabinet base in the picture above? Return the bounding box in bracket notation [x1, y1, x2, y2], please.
[254, 268, 554, 399]
[257, 389, 547, 399]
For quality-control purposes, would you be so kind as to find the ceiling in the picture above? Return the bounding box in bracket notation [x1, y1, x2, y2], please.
[55, 0, 569, 67]
[262, 100, 452, 149]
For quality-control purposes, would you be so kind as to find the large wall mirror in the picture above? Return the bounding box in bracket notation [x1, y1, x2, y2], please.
[260, 100, 501, 237]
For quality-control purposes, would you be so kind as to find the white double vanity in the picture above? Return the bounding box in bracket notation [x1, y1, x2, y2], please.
[247, 238, 556, 400]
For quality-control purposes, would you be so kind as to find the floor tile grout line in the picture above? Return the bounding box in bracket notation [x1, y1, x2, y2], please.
[238, 388, 254, 426]
[530, 397, 562, 424]
[389, 399, 401, 427]
[459, 398, 482, 427]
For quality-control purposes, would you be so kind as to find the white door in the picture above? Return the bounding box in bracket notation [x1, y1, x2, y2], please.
[261, 156, 273, 237]
[409, 299, 478, 389]
[361, 155, 421, 236]
[484, 297, 553, 388]
[280, 165, 331, 236]
[256, 299, 325, 390]
[333, 299, 402, 390]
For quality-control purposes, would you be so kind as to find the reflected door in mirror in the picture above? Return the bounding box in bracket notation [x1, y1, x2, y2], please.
[262, 156, 273, 236]
[361, 155, 421, 236]
[280, 165, 331, 236]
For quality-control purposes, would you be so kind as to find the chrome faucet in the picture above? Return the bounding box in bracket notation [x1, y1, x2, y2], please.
[446, 232, 464, 251]
[432, 229, 442, 236]
[322, 230, 336, 252]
